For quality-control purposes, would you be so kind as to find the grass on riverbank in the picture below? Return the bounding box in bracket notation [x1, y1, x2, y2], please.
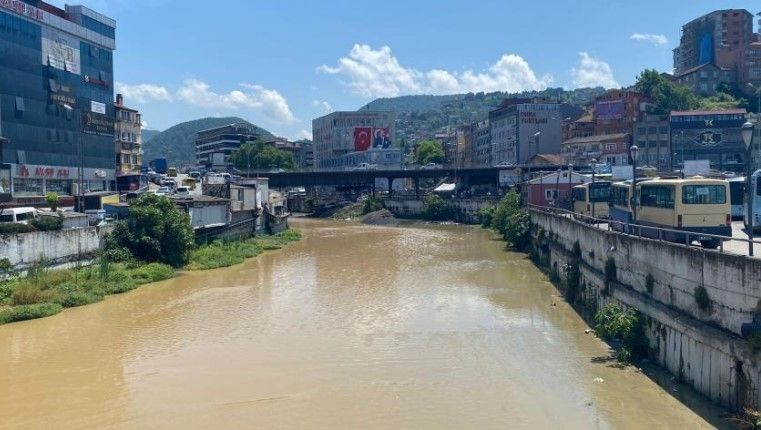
[0, 229, 302, 325]
[0, 262, 175, 324]
[187, 229, 302, 270]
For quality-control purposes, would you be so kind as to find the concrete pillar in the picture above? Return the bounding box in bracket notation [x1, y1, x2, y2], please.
[387, 177, 394, 196]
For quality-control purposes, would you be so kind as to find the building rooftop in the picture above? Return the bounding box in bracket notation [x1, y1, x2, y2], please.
[563, 133, 629, 145]
[670, 109, 747, 116]
[674, 63, 731, 78]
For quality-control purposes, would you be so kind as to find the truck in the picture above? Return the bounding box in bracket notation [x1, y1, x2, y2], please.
[153, 157, 168, 174]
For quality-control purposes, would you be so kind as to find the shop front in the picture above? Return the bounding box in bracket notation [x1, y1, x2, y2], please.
[9, 163, 115, 203]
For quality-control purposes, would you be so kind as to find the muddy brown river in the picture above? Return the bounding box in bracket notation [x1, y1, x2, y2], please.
[0, 219, 734, 429]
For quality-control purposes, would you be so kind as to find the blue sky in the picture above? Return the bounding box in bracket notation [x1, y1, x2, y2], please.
[48, 0, 761, 138]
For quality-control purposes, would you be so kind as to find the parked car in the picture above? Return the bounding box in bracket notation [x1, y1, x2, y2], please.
[353, 163, 377, 170]
[188, 171, 201, 179]
[495, 161, 514, 168]
[155, 186, 172, 196]
[421, 163, 442, 170]
[0, 207, 37, 224]
[175, 186, 191, 196]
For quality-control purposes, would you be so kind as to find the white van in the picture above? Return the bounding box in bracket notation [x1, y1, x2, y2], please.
[0, 207, 38, 224]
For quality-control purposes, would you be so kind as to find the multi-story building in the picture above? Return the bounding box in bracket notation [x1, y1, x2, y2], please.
[195, 123, 262, 171]
[593, 90, 647, 136]
[561, 133, 630, 167]
[674, 9, 761, 96]
[295, 139, 313, 171]
[674, 9, 755, 76]
[674, 63, 737, 96]
[455, 124, 473, 168]
[670, 109, 748, 173]
[311, 111, 396, 170]
[471, 119, 491, 168]
[488, 99, 562, 165]
[633, 115, 671, 169]
[562, 113, 595, 141]
[0, 1, 116, 202]
[114, 93, 141, 174]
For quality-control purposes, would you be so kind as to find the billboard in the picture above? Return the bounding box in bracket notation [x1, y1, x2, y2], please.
[81, 111, 114, 136]
[353, 127, 371, 151]
[595, 100, 624, 120]
[372, 128, 392, 148]
[42, 27, 81, 75]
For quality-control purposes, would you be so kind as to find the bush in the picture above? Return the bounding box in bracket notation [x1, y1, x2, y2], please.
[491, 190, 522, 234]
[106, 194, 195, 267]
[0, 223, 35, 234]
[422, 194, 457, 221]
[504, 210, 531, 250]
[0, 303, 63, 324]
[56, 290, 103, 307]
[275, 229, 302, 242]
[11, 285, 58, 305]
[46, 192, 60, 211]
[478, 206, 495, 228]
[129, 263, 176, 284]
[31, 214, 64, 231]
[362, 196, 385, 215]
[594, 304, 647, 363]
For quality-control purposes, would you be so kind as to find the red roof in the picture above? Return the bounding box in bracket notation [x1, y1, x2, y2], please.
[670, 109, 746, 116]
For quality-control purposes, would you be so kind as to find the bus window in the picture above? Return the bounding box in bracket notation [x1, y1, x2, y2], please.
[682, 185, 726, 205]
[640, 185, 675, 208]
[729, 181, 744, 205]
[572, 188, 586, 202]
[589, 183, 610, 202]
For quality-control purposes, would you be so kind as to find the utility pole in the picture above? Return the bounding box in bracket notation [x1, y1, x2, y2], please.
[742, 121, 755, 256]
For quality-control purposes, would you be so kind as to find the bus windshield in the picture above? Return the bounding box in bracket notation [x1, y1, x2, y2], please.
[589, 183, 610, 202]
[682, 185, 726, 205]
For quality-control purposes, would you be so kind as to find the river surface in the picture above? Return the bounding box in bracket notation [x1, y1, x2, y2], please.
[0, 219, 734, 429]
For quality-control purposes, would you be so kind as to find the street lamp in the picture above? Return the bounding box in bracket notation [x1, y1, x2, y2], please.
[532, 131, 541, 162]
[567, 162, 573, 209]
[630, 145, 639, 224]
[590, 158, 597, 218]
[554, 167, 562, 206]
[742, 121, 755, 256]
[62, 104, 84, 213]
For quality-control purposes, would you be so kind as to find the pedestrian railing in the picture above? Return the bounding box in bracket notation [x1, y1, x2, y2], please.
[527, 203, 761, 257]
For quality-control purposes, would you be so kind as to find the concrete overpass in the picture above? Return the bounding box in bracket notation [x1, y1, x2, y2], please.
[242, 165, 577, 195]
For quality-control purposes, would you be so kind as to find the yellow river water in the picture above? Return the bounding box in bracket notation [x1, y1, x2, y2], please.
[0, 219, 734, 429]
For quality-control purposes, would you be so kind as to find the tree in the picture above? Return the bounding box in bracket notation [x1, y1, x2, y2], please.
[229, 139, 295, 171]
[635, 68, 700, 114]
[46, 192, 59, 211]
[490, 190, 531, 250]
[106, 194, 195, 267]
[422, 194, 457, 221]
[415, 140, 445, 165]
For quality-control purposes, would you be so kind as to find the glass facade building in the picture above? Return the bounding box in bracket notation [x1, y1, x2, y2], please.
[0, 1, 116, 200]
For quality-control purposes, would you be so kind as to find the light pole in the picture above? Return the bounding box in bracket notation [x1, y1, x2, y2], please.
[532, 131, 541, 162]
[590, 158, 597, 218]
[554, 167, 561, 206]
[62, 104, 83, 213]
[567, 162, 573, 209]
[630, 145, 639, 224]
[742, 121, 755, 256]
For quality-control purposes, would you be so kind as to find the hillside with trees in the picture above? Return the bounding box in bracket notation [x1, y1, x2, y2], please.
[142, 117, 274, 166]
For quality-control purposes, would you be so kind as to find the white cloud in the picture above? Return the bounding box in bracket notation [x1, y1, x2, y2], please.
[115, 82, 173, 103]
[630, 33, 668, 46]
[296, 129, 312, 140]
[177, 79, 296, 123]
[318, 44, 552, 98]
[570, 52, 619, 89]
[312, 100, 333, 113]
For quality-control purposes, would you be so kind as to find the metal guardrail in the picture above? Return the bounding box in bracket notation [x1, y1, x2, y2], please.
[528, 203, 761, 256]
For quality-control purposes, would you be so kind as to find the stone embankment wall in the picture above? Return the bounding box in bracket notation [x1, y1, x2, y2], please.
[0, 226, 113, 270]
[385, 197, 497, 223]
[530, 208, 761, 411]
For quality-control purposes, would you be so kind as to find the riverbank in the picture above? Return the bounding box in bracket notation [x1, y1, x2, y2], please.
[0, 229, 301, 325]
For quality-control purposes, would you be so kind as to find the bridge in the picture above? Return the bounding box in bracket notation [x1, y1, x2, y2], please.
[243, 165, 576, 195]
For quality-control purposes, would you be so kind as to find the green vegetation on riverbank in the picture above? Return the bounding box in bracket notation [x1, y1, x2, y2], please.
[479, 190, 531, 250]
[187, 230, 302, 270]
[0, 261, 175, 324]
[0, 228, 302, 325]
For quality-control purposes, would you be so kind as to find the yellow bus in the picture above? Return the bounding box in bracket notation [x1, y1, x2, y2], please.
[571, 182, 610, 219]
[608, 181, 633, 232]
[635, 177, 731, 248]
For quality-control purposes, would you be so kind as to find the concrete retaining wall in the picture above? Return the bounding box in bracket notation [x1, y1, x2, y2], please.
[0, 226, 113, 270]
[532, 208, 761, 411]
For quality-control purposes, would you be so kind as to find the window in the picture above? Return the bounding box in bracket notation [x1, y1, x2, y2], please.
[610, 186, 629, 207]
[640, 185, 675, 208]
[13, 178, 43, 197]
[46, 180, 72, 195]
[545, 189, 558, 200]
[589, 183, 610, 202]
[14, 96, 24, 112]
[682, 185, 726, 204]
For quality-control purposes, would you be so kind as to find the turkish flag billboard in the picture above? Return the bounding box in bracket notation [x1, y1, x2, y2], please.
[354, 127, 371, 151]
